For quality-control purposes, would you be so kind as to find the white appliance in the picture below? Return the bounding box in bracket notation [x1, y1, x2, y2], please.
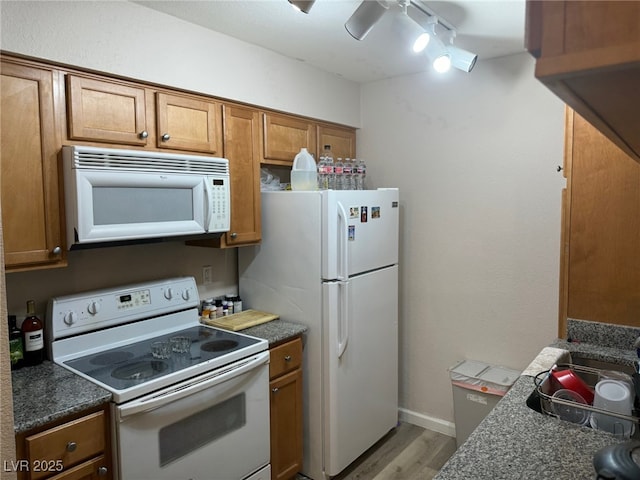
[62, 145, 230, 248]
[47, 277, 270, 480]
[239, 189, 399, 479]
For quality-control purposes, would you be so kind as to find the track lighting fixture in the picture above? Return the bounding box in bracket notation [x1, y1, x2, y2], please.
[345, 0, 389, 41]
[288, 0, 315, 14]
[287, 0, 478, 74]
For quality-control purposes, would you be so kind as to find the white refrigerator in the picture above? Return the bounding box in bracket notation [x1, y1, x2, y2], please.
[239, 188, 399, 480]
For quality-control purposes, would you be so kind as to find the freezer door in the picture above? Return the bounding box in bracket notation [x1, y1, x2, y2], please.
[322, 189, 399, 280]
[323, 265, 398, 477]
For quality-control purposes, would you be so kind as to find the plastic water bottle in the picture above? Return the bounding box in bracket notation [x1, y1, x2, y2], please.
[318, 145, 334, 190]
[317, 153, 327, 190]
[356, 159, 366, 190]
[334, 157, 344, 190]
[326, 155, 335, 190]
[343, 158, 353, 190]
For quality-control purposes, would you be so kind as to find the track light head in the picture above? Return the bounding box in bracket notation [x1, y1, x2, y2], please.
[433, 54, 451, 73]
[412, 32, 430, 53]
[288, 0, 315, 14]
[448, 45, 478, 72]
[345, 0, 389, 41]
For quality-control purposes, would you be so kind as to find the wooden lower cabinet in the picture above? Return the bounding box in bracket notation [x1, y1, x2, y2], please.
[15, 406, 112, 480]
[269, 337, 303, 480]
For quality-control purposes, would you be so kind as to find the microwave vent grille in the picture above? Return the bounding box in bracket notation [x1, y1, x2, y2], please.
[65, 146, 228, 175]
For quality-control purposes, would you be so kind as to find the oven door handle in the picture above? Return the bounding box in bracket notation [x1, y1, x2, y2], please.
[117, 351, 269, 420]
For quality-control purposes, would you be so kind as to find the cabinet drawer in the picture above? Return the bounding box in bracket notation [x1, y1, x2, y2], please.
[25, 411, 106, 480]
[269, 337, 302, 380]
[47, 455, 109, 480]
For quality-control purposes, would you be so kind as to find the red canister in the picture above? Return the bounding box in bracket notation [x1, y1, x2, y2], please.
[550, 368, 595, 404]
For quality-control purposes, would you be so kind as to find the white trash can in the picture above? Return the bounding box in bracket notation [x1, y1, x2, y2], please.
[449, 360, 520, 448]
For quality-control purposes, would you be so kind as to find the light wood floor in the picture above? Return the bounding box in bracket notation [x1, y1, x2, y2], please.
[298, 423, 457, 480]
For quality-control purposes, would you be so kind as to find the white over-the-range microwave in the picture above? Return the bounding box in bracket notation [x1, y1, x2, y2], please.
[62, 145, 231, 248]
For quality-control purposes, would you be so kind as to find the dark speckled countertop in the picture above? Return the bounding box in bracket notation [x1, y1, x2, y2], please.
[12, 319, 307, 434]
[434, 319, 640, 480]
[241, 319, 307, 346]
[12, 361, 112, 434]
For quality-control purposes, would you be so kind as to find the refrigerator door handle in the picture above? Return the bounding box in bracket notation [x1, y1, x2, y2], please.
[336, 201, 349, 281]
[337, 280, 349, 358]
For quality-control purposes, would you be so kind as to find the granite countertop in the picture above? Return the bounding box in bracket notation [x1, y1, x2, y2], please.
[12, 361, 112, 434]
[434, 319, 640, 480]
[12, 319, 307, 434]
[241, 319, 307, 346]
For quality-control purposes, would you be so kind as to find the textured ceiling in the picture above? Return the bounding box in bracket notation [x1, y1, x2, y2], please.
[134, 0, 527, 83]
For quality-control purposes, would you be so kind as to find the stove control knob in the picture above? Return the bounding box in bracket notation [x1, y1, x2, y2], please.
[87, 301, 101, 315]
[182, 289, 191, 301]
[63, 311, 77, 326]
[164, 288, 174, 300]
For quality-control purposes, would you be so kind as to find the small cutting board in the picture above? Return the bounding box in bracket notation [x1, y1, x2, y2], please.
[202, 309, 279, 331]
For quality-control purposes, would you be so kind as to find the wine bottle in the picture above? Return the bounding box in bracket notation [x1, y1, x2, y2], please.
[8, 315, 24, 370]
[21, 300, 44, 366]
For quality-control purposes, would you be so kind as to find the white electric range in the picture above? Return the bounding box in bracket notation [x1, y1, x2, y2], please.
[47, 276, 271, 480]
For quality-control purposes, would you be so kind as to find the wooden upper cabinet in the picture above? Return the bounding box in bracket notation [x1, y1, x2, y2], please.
[221, 104, 261, 246]
[261, 112, 316, 166]
[1, 60, 66, 271]
[66, 75, 148, 146]
[559, 109, 640, 334]
[155, 92, 222, 154]
[318, 125, 356, 161]
[526, 0, 640, 164]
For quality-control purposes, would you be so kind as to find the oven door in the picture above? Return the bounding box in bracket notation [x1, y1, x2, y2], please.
[114, 351, 270, 480]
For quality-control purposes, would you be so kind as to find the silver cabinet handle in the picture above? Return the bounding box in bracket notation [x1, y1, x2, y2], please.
[284, 355, 292, 362]
[52, 246, 61, 255]
[230, 232, 238, 239]
[161, 133, 170, 141]
[98, 466, 108, 476]
[66, 441, 77, 452]
[139, 130, 149, 139]
[272, 387, 279, 393]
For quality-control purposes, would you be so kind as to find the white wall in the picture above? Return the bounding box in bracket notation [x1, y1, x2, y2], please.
[5, 242, 237, 322]
[359, 53, 566, 429]
[0, 0, 360, 127]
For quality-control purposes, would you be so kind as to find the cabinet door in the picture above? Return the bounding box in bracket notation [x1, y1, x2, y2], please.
[156, 92, 222, 154]
[270, 368, 303, 480]
[25, 411, 106, 480]
[318, 125, 356, 161]
[47, 456, 110, 480]
[67, 75, 148, 146]
[527, 0, 640, 164]
[560, 110, 640, 332]
[261, 112, 316, 166]
[1, 61, 65, 270]
[222, 104, 261, 246]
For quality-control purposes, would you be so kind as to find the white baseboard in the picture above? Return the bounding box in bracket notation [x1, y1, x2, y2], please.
[398, 407, 456, 438]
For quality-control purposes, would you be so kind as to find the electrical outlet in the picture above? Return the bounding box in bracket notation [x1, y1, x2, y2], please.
[202, 265, 213, 285]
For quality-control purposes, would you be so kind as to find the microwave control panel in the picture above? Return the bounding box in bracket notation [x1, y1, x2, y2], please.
[207, 177, 230, 232]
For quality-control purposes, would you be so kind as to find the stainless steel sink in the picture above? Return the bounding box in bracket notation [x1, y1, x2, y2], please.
[526, 353, 638, 420]
[569, 353, 636, 376]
